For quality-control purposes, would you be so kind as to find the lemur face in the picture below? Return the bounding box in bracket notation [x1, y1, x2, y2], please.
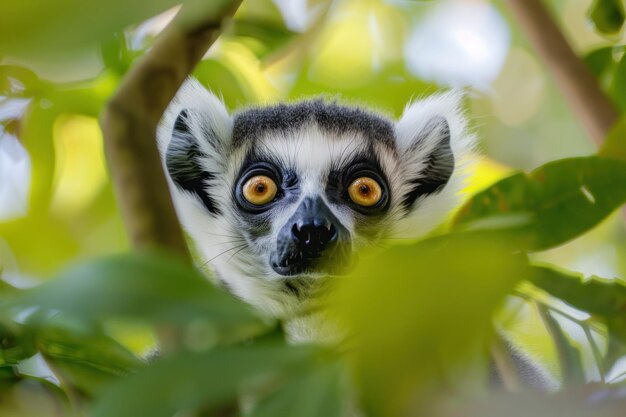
[158, 79, 472, 317]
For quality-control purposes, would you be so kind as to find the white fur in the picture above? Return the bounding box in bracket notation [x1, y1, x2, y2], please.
[391, 91, 476, 238]
[157, 79, 475, 322]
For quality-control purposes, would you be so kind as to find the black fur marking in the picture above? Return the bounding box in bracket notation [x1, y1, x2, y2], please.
[402, 117, 454, 209]
[232, 100, 395, 148]
[166, 110, 221, 215]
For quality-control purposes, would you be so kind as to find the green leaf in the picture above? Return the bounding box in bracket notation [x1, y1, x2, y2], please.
[609, 53, 626, 111]
[529, 266, 626, 376]
[90, 343, 322, 417]
[249, 360, 346, 417]
[584, 47, 616, 77]
[193, 59, 251, 109]
[588, 0, 626, 35]
[36, 323, 144, 397]
[528, 265, 626, 317]
[329, 232, 528, 417]
[230, 19, 296, 59]
[0, 0, 180, 60]
[0, 372, 71, 417]
[453, 157, 626, 251]
[600, 113, 626, 160]
[100, 32, 133, 76]
[0, 318, 37, 366]
[536, 305, 586, 387]
[5, 251, 268, 340]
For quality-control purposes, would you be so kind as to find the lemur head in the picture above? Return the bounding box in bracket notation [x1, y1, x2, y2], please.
[158, 79, 473, 317]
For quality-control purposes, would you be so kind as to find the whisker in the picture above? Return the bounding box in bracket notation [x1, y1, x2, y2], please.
[226, 244, 250, 264]
[201, 231, 243, 239]
[203, 243, 248, 265]
[205, 239, 247, 247]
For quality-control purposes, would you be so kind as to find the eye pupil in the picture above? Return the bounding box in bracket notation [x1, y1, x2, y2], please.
[256, 184, 265, 193]
[359, 185, 370, 195]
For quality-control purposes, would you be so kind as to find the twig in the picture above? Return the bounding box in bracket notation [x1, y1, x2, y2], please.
[100, 0, 242, 260]
[100, 0, 243, 352]
[505, 0, 619, 146]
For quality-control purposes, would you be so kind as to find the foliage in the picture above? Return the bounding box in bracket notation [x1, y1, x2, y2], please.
[2, 0, 626, 416]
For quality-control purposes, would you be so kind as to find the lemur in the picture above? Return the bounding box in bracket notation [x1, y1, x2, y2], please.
[158, 79, 470, 316]
[157, 79, 554, 389]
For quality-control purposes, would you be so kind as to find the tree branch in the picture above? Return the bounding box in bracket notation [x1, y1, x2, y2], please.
[505, 0, 619, 146]
[100, 0, 242, 260]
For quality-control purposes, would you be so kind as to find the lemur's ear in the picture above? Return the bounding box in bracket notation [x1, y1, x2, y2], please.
[157, 79, 232, 215]
[394, 91, 468, 210]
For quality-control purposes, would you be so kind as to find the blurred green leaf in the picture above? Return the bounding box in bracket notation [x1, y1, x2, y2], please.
[609, 53, 626, 111]
[605, 318, 626, 372]
[0, 65, 44, 97]
[0, 280, 19, 296]
[453, 157, 626, 251]
[585, 47, 615, 77]
[230, 19, 296, 59]
[289, 62, 436, 117]
[536, 305, 585, 387]
[0, 372, 71, 417]
[0, 0, 179, 60]
[438, 386, 625, 417]
[193, 59, 251, 109]
[588, 0, 626, 35]
[36, 324, 144, 397]
[100, 32, 133, 76]
[529, 265, 626, 317]
[249, 360, 346, 417]
[530, 266, 626, 377]
[600, 113, 626, 160]
[0, 318, 37, 366]
[329, 232, 527, 417]
[5, 251, 269, 338]
[90, 343, 322, 417]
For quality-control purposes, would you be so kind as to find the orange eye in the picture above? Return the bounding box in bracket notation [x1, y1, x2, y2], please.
[348, 177, 383, 207]
[242, 175, 278, 205]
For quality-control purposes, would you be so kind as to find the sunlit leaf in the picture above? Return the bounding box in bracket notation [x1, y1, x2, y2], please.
[328, 233, 527, 417]
[91, 343, 322, 417]
[5, 251, 269, 340]
[588, 0, 625, 35]
[453, 157, 626, 251]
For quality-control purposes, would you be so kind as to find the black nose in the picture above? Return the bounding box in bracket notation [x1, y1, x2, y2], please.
[291, 220, 337, 254]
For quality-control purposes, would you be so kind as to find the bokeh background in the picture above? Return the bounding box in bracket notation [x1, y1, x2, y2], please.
[1, 0, 626, 384]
